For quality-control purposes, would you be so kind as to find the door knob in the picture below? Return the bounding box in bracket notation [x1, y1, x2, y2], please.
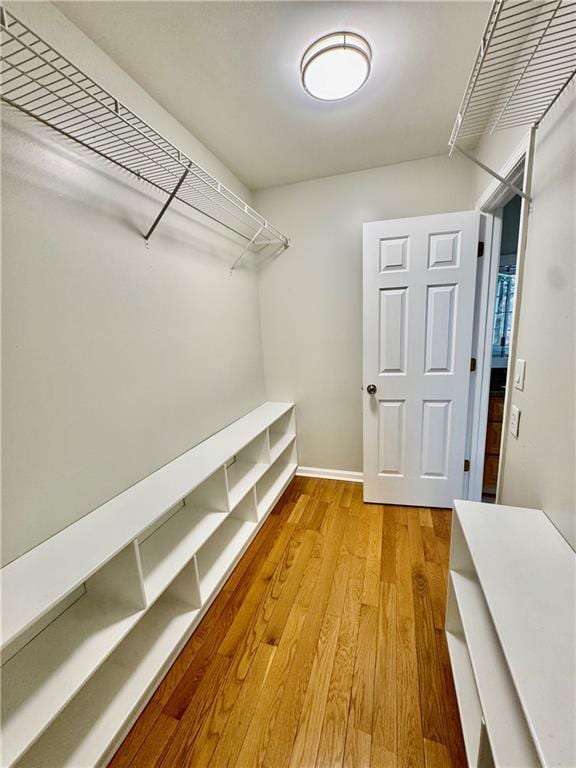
[367, 384, 377, 395]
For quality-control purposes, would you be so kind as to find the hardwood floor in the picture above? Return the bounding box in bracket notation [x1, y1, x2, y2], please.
[109, 477, 466, 768]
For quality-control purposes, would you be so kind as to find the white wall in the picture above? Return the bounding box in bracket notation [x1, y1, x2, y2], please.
[495, 87, 575, 548]
[2, 2, 266, 565]
[255, 155, 475, 473]
[471, 126, 528, 203]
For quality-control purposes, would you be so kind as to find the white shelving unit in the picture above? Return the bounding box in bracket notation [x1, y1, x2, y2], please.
[0, 9, 290, 256]
[0, 402, 297, 768]
[446, 500, 576, 768]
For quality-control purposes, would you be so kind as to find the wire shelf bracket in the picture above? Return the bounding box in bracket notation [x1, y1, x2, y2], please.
[0, 8, 290, 261]
[449, 0, 576, 198]
[454, 143, 531, 202]
[144, 161, 192, 246]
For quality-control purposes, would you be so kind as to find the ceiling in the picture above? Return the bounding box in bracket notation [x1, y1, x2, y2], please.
[56, 1, 489, 190]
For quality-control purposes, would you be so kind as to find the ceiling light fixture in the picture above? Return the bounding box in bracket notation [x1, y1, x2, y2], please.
[301, 32, 372, 102]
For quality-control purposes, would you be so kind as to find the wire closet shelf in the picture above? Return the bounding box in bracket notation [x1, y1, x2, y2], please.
[0, 8, 289, 253]
[450, 0, 576, 150]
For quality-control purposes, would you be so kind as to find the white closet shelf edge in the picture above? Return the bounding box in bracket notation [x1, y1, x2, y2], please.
[0, 402, 294, 650]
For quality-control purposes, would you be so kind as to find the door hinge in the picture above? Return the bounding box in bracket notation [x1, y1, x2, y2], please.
[464, 459, 470, 472]
[477, 241, 484, 258]
[470, 357, 477, 372]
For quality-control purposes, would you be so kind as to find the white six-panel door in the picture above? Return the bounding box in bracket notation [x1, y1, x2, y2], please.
[363, 211, 480, 507]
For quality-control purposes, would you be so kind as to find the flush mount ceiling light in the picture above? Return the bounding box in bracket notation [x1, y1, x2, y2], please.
[301, 32, 372, 102]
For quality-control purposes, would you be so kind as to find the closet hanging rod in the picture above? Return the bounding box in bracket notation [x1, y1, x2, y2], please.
[0, 8, 290, 254]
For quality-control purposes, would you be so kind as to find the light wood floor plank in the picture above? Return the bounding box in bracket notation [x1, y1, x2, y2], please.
[155, 653, 231, 767]
[191, 642, 277, 768]
[127, 714, 178, 768]
[316, 554, 364, 768]
[348, 602, 378, 735]
[217, 525, 305, 659]
[380, 509, 396, 584]
[362, 507, 383, 606]
[343, 724, 372, 768]
[338, 482, 355, 508]
[371, 581, 397, 768]
[397, 614, 425, 768]
[426, 560, 447, 631]
[419, 508, 434, 528]
[395, 521, 415, 620]
[424, 738, 452, 768]
[260, 506, 348, 768]
[288, 611, 341, 768]
[435, 627, 468, 768]
[262, 529, 318, 645]
[409, 514, 450, 748]
[233, 605, 308, 767]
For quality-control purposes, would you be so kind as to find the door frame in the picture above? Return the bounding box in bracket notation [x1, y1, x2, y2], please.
[465, 128, 536, 501]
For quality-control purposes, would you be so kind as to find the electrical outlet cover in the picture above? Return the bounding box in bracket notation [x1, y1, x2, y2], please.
[514, 359, 526, 390]
[510, 404, 521, 438]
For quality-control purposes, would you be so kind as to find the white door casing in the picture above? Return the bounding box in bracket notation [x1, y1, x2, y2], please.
[363, 211, 480, 507]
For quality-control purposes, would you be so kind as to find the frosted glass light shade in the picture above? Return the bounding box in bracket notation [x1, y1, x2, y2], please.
[301, 32, 372, 101]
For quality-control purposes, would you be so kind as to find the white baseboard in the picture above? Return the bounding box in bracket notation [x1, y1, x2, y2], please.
[296, 466, 363, 483]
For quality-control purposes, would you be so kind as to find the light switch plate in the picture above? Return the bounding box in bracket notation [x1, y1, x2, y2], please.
[510, 405, 521, 438]
[514, 358, 526, 390]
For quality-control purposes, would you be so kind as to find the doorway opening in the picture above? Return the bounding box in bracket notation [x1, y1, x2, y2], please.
[464, 130, 533, 506]
[482, 195, 521, 501]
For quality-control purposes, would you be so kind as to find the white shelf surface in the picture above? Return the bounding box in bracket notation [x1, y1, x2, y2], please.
[450, 571, 541, 767]
[227, 461, 269, 510]
[197, 518, 257, 601]
[454, 500, 576, 768]
[1, 594, 145, 767]
[446, 630, 482, 766]
[269, 432, 296, 463]
[257, 462, 297, 519]
[0, 402, 293, 650]
[139, 506, 228, 603]
[17, 596, 200, 768]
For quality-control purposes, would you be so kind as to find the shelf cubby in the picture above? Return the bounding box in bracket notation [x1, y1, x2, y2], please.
[256, 441, 297, 519]
[445, 576, 484, 767]
[196, 518, 257, 603]
[229, 488, 258, 523]
[1, 543, 146, 768]
[138, 468, 229, 603]
[269, 407, 296, 462]
[225, 432, 270, 510]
